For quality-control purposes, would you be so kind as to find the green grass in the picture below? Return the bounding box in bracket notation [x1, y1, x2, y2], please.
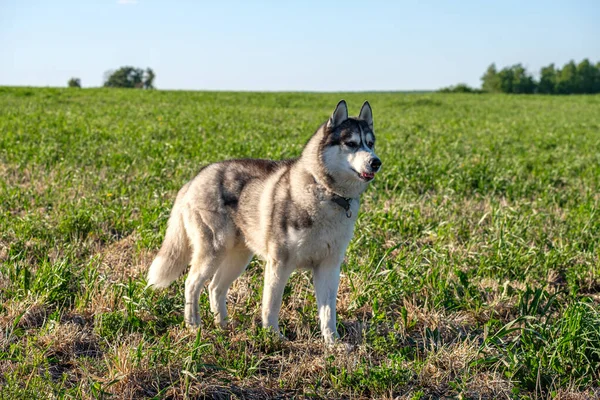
[1, 86, 600, 399]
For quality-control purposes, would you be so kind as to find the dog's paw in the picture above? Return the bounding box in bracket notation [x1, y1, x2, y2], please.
[322, 330, 340, 346]
[325, 341, 355, 353]
[185, 322, 201, 331]
[261, 325, 288, 342]
[214, 315, 229, 330]
[185, 314, 201, 329]
[277, 332, 289, 342]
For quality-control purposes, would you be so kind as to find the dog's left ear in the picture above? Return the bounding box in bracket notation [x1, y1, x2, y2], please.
[327, 100, 348, 129]
[359, 101, 373, 130]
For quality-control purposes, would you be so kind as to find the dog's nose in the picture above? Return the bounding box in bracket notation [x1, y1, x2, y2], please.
[369, 158, 382, 171]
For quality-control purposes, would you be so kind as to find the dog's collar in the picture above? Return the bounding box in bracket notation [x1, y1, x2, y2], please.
[331, 194, 353, 218]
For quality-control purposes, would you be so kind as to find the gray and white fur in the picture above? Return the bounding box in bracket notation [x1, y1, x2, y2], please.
[147, 100, 381, 344]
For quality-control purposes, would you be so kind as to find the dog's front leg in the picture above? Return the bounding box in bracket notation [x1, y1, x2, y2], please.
[313, 262, 341, 344]
[262, 259, 294, 338]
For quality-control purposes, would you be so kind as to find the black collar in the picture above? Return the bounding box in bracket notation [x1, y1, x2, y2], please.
[331, 194, 353, 218]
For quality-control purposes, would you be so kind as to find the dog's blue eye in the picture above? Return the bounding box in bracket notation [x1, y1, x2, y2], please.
[367, 142, 374, 148]
[346, 142, 358, 148]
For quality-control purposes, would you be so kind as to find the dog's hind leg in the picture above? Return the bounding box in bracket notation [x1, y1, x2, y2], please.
[208, 248, 253, 328]
[182, 209, 225, 328]
[184, 253, 222, 327]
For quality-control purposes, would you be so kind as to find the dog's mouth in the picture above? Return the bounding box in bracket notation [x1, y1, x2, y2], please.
[358, 171, 375, 182]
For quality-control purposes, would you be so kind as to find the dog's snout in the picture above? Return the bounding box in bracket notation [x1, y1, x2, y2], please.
[369, 158, 382, 171]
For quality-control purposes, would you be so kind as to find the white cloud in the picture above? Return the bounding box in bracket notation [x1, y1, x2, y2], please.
[117, 0, 138, 5]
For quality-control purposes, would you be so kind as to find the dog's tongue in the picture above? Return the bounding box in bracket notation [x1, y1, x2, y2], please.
[361, 172, 375, 180]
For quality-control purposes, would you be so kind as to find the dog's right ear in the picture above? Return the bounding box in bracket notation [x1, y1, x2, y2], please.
[327, 100, 348, 129]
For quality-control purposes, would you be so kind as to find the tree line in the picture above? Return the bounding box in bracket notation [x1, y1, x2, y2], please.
[68, 66, 155, 89]
[441, 59, 600, 94]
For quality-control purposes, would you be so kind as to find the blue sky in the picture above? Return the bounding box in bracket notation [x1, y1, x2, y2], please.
[1, 0, 598, 91]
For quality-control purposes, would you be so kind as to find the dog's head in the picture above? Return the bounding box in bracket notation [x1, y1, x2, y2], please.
[318, 100, 382, 192]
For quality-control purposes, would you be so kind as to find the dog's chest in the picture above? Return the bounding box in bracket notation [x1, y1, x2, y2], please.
[285, 203, 357, 267]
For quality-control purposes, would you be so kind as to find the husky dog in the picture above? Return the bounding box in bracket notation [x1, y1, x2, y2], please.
[147, 100, 381, 344]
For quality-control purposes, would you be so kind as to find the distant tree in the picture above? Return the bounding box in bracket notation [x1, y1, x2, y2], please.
[576, 59, 597, 94]
[511, 64, 536, 94]
[68, 77, 81, 88]
[595, 62, 600, 93]
[496, 66, 514, 93]
[492, 64, 537, 94]
[555, 61, 578, 94]
[438, 83, 481, 93]
[538, 64, 557, 94]
[143, 68, 155, 89]
[478, 59, 599, 95]
[104, 66, 155, 89]
[481, 63, 501, 93]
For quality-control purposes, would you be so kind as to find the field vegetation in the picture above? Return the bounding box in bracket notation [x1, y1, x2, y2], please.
[1, 87, 599, 399]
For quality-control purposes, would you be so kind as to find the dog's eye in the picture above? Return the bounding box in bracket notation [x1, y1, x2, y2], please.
[345, 142, 358, 148]
[367, 142, 374, 148]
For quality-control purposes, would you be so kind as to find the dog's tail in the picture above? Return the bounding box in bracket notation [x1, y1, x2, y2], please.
[147, 203, 191, 288]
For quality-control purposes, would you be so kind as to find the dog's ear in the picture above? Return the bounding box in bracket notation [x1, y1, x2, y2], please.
[358, 101, 373, 130]
[327, 100, 348, 129]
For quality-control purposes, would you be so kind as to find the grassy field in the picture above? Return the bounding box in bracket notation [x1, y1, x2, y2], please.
[1, 87, 600, 399]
